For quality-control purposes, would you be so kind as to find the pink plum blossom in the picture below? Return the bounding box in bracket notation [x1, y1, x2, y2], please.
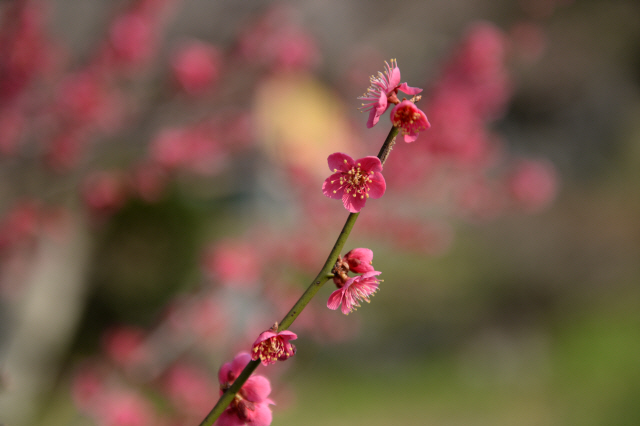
[82, 171, 129, 216]
[332, 248, 375, 286]
[507, 159, 558, 213]
[171, 40, 221, 95]
[98, 392, 156, 426]
[202, 239, 262, 288]
[251, 325, 297, 366]
[101, 326, 148, 369]
[322, 153, 386, 213]
[107, 12, 157, 68]
[0, 200, 39, 253]
[343, 248, 375, 273]
[327, 271, 382, 315]
[218, 352, 274, 426]
[163, 362, 219, 416]
[359, 59, 422, 128]
[390, 100, 431, 143]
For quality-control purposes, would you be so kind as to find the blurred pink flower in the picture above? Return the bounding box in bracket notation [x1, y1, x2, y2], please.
[327, 271, 382, 315]
[150, 125, 226, 175]
[163, 363, 218, 416]
[102, 326, 148, 369]
[437, 22, 510, 120]
[202, 240, 262, 288]
[171, 40, 221, 95]
[45, 130, 86, 172]
[0, 1, 53, 102]
[507, 159, 558, 213]
[82, 171, 129, 215]
[251, 326, 297, 366]
[98, 391, 156, 426]
[358, 59, 422, 128]
[322, 153, 386, 213]
[236, 5, 320, 71]
[510, 21, 547, 63]
[218, 352, 274, 426]
[107, 12, 156, 68]
[71, 364, 105, 411]
[0, 107, 25, 155]
[129, 163, 167, 202]
[55, 71, 123, 130]
[0, 200, 39, 253]
[343, 248, 374, 273]
[390, 100, 431, 143]
[457, 178, 505, 221]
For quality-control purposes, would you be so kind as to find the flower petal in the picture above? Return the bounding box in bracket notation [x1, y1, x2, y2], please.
[249, 402, 273, 426]
[322, 173, 345, 199]
[228, 352, 251, 380]
[252, 331, 277, 346]
[327, 289, 344, 310]
[375, 91, 388, 114]
[217, 410, 245, 426]
[366, 108, 379, 129]
[327, 152, 354, 172]
[356, 156, 382, 173]
[403, 133, 419, 143]
[341, 293, 354, 314]
[398, 82, 423, 95]
[218, 362, 233, 384]
[361, 271, 382, 279]
[366, 92, 387, 129]
[345, 248, 374, 273]
[277, 330, 297, 340]
[342, 190, 367, 213]
[243, 375, 272, 403]
[387, 63, 401, 89]
[366, 173, 386, 199]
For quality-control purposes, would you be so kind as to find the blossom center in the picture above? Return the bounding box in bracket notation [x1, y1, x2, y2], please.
[332, 161, 375, 200]
[253, 338, 286, 364]
[392, 106, 424, 129]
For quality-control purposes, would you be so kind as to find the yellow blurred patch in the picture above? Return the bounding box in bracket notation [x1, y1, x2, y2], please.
[254, 72, 356, 178]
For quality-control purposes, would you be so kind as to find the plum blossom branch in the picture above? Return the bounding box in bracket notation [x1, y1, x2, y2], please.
[198, 123, 401, 426]
[199, 57, 431, 426]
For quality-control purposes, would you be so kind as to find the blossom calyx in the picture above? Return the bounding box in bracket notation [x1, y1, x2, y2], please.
[331, 255, 350, 286]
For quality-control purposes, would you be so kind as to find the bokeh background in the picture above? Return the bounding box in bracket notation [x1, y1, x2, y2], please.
[1, 0, 640, 425]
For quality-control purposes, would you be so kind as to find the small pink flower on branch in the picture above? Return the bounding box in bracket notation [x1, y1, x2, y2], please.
[322, 153, 386, 213]
[332, 248, 375, 286]
[218, 352, 274, 426]
[344, 248, 374, 273]
[359, 59, 423, 128]
[390, 100, 431, 143]
[327, 271, 382, 315]
[251, 324, 297, 366]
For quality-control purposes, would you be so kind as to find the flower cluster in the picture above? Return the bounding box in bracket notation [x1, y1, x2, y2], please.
[358, 59, 422, 128]
[328, 248, 382, 315]
[359, 59, 431, 142]
[217, 353, 274, 426]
